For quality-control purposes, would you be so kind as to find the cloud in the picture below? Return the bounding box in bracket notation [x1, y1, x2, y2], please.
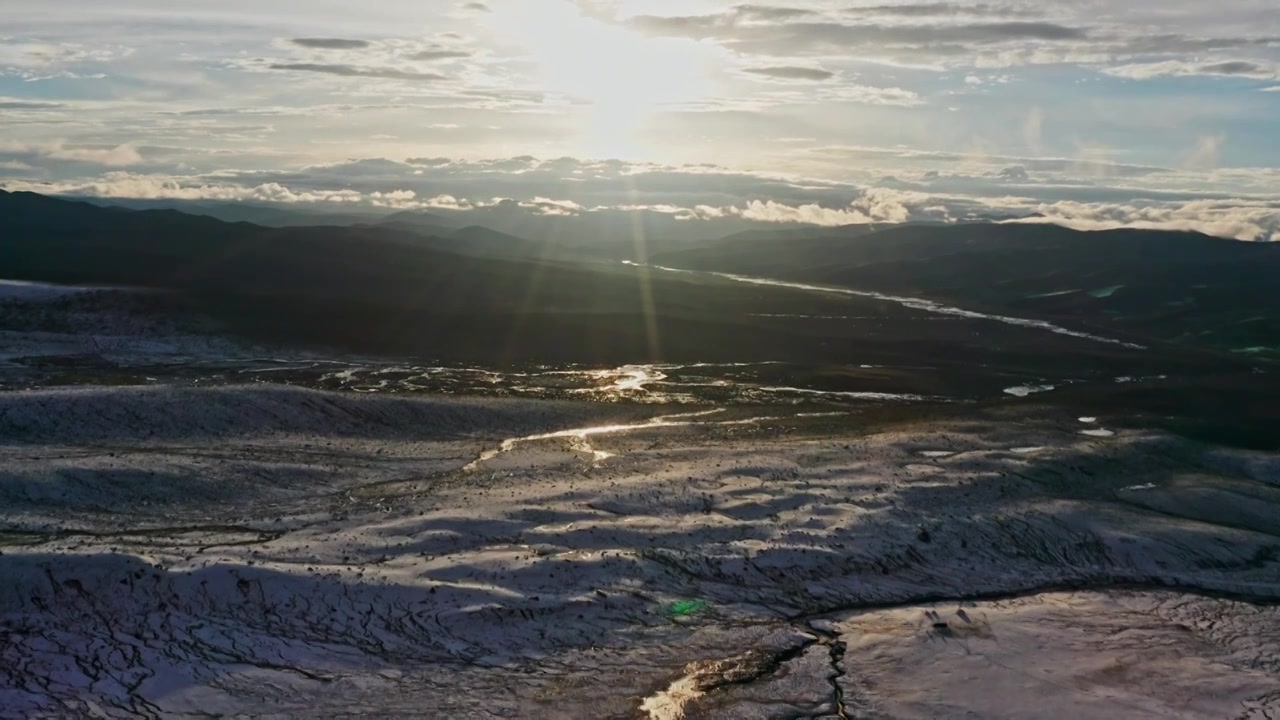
[842, 3, 1043, 19]
[0, 40, 131, 69]
[0, 98, 67, 110]
[461, 2, 491, 11]
[16, 70, 108, 82]
[49, 145, 142, 166]
[421, 193, 473, 209]
[733, 5, 818, 21]
[1, 0, 1276, 234]
[0, 140, 142, 167]
[1105, 59, 1280, 80]
[1202, 61, 1272, 75]
[265, 63, 447, 81]
[1009, 198, 1280, 241]
[368, 189, 418, 207]
[734, 199, 875, 225]
[629, 11, 1090, 56]
[5, 156, 864, 215]
[997, 165, 1030, 182]
[289, 38, 371, 50]
[615, 4, 1280, 73]
[3, 171, 363, 204]
[7, 155, 1278, 240]
[804, 145, 1166, 179]
[671, 83, 922, 110]
[407, 50, 471, 61]
[742, 66, 834, 81]
[838, 85, 924, 105]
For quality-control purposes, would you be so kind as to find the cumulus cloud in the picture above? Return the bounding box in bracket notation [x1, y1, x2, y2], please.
[421, 193, 473, 209]
[368, 189, 419, 207]
[734, 199, 876, 226]
[1009, 199, 1280, 241]
[4, 171, 364, 204]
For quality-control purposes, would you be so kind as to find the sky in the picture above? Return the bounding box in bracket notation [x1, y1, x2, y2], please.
[2, 0, 1279, 239]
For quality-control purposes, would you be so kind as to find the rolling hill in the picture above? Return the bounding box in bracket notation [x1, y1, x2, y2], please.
[653, 222, 1280, 357]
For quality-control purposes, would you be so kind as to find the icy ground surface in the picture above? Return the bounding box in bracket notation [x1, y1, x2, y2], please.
[1, 385, 1278, 718]
[0, 280, 117, 302]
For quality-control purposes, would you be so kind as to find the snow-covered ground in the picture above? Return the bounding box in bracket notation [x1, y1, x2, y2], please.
[1, 384, 1277, 718]
[0, 287, 254, 372]
[0, 280, 113, 302]
[832, 591, 1279, 719]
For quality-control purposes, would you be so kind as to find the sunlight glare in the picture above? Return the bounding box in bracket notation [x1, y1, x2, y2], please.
[488, 1, 713, 157]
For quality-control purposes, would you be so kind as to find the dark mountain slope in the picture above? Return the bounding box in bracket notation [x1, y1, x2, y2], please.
[74, 196, 389, 227]
[653, 222, 1280, 356]
[2, 189, 1229, 379]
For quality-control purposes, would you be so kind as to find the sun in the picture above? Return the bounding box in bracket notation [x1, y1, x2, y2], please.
[487, 2, 714, 157]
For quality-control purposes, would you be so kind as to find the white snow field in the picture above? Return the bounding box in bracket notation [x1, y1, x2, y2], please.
[1, 385, 1278, 718]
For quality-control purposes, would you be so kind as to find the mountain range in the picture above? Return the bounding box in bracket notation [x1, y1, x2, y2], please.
[4, 188, 1279, 447]
[3, 189, 1277, 364]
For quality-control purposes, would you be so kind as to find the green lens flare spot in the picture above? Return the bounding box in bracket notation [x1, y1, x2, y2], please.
[666, 599, 708, 617]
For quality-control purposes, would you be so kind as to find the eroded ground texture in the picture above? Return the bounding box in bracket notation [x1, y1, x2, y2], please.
[1, 385, 1278, 718]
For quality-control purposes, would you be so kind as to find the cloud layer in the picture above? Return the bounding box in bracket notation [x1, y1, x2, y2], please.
[5, 154, 1276, 241]
[0, 0, 1276, 241]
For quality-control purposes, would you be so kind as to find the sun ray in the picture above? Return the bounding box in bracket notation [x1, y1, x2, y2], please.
[623, 170, 663, 361]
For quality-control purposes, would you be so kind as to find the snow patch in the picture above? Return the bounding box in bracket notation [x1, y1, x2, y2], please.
[1003, 384, 1055, 397]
